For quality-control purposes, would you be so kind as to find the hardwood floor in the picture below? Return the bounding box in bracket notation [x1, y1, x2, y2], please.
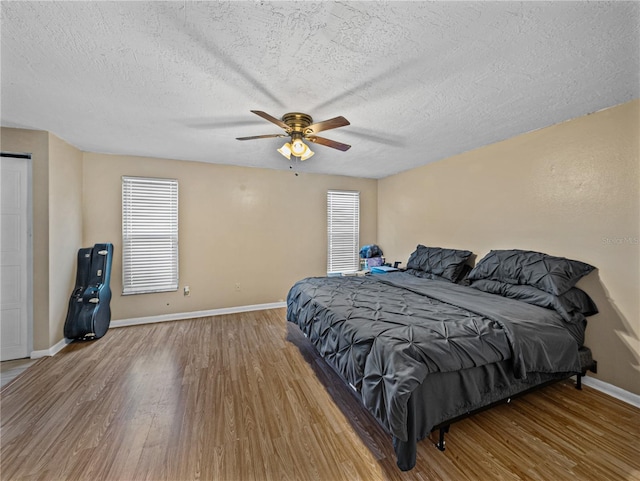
[1, 359, 38, 388]
[1, 308, 639, 481]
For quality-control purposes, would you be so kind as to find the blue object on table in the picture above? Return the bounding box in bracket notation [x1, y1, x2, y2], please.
[371, 266, 399, 273]
[360, 244, 383, 258]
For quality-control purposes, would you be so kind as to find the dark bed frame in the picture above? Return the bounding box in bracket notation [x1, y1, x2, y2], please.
[432, 345, 598, 452]
[294, 321, 598, 470]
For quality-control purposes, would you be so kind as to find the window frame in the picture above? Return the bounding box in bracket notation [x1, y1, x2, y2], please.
[327, 190, 360, 274]
[122, 176, 179, 295]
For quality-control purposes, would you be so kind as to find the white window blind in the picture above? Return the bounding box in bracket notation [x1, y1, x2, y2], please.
[327, 190, 360, 274]
[122, 176, 178, 295]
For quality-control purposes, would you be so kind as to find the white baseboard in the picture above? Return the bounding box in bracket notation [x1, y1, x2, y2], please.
[31, 337, 71, 359]
[110, 301, 287, 328]
[582, 376, 640, 408]
[29, 302, 286, 359]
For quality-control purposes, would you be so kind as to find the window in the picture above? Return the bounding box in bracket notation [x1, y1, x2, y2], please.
[122, 176, 178, 295]
[327, 190, 360, 274]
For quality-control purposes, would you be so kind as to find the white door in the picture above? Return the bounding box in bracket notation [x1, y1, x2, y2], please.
[1, 155, 30, 361]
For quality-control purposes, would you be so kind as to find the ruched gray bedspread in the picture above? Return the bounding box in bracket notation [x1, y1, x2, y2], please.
[286, 272, 581, 444]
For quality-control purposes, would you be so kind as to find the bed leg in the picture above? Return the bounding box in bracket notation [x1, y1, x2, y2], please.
[576, 373, 583, 390]
[436, 425, 449, 451]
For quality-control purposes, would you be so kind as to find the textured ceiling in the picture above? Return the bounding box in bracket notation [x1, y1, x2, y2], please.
[1, 1, 638, 179]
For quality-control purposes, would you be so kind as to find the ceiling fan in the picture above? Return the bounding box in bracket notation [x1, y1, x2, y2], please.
[236, 110, 351, 161]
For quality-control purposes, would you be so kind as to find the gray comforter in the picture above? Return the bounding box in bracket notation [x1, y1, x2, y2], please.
[286, 272, 581, 442]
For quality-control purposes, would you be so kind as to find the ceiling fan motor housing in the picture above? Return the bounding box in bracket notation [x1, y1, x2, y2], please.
[281, 112, 313, 134]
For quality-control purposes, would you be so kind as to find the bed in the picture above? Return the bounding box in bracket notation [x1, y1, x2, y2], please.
[286, 247, 598, 470]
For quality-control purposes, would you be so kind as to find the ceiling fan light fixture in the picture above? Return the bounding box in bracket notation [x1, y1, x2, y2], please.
[300, 148, 314, 161]
[291, 137, 306, 156]
[289, 132, 314, 159]
[277, 142, 292, 159]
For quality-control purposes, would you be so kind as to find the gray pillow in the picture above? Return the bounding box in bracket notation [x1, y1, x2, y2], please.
[406, 245, 473, 283]
[405, 268, 451, 283]
[467, 249, 595, 295]
[470, 279, 598, 324]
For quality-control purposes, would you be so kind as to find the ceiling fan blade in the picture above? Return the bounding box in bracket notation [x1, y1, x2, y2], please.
[305, 116, 350, 135]
[307, 135, 351, 152]
[236, 134, 287, 141]
[250, 110, 290, 131]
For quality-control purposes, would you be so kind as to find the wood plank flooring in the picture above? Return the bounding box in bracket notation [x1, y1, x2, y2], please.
[1, 359, 37, 388]
[1, 308, 639, 481]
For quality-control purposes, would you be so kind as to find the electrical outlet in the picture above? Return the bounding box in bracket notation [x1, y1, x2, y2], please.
[184, 286, 190, 296]
[235, 282, 241, 292]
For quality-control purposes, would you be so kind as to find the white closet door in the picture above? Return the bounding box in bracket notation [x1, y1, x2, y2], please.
[1, 156, 30, 361]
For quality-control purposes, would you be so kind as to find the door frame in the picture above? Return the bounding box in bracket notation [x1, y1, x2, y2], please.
[1, 152, 33, 359]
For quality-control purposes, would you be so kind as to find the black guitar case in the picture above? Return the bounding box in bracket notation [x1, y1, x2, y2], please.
[64, 243, 114, 341]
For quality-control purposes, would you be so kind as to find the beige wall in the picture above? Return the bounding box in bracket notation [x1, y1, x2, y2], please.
[47, 133, 83, 346]
[378, 100, 640, 395]
[82, 153, 378, 320]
